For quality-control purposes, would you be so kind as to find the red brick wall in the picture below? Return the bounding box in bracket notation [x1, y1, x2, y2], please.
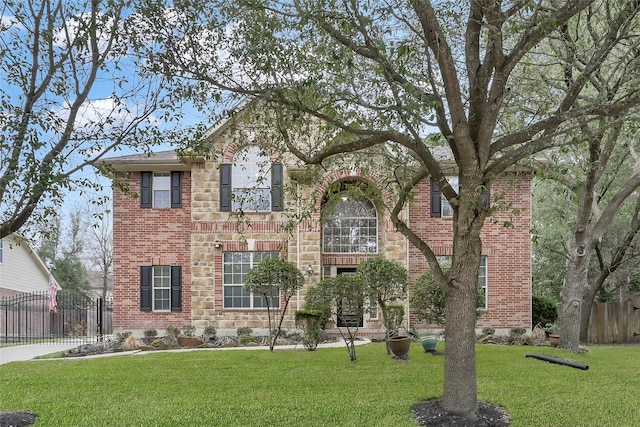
[408, 172, 533, 331]
[112, 171, 192, 331]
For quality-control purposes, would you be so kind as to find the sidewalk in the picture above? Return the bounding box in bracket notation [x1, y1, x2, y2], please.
[0, 343, 80, 365]
[0, 338, 371, 365]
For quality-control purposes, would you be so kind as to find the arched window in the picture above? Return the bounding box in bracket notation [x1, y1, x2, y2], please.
[322, 193, 378, 253]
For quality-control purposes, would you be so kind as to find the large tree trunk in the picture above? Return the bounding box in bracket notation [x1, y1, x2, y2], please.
[441, 225, 483, 417]
[442, 272, 480, 416]
[558, 248, 592, 351]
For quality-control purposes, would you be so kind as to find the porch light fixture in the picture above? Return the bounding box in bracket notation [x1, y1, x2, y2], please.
[307, 264, 314, 277]
[214, 241, 222, 249]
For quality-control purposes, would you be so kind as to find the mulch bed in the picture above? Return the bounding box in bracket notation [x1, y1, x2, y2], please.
[413, 399, 510, 426]
[0, 411, 37, 427]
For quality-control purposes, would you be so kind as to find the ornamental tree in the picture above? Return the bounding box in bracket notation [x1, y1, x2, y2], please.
[305, 275, 366, 362]
[244, 257, 305, 351]
[356, 257, 408, 355]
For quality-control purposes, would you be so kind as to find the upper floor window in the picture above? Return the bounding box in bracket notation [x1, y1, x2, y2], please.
[220, 147, 283, 212]
[322, 193, 378, 254]
[431, 176, 490, 218]
[430, 176, 458, 218]
[223, 251, 280, 309]
[140, 265, 182, 312]
[441, 176, 458, 217]
[140, 171, 182, 208]
[0, 239, 3, 262]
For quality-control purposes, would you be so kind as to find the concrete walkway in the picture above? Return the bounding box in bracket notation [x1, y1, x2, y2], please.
[0, 343, 81, 365]
[0, 338, 371, 365]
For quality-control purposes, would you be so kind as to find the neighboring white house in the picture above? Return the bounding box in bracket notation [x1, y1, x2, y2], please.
[0, 233, 51, 298]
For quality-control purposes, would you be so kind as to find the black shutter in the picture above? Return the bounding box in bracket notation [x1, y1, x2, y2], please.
[140, 266, 152, 311]
[220, 164, 232, 212]
[141, 172, 152, 208]
[430, 178, 441, 217]
[171, 171, 182, 208]
[271, 163, 283, 211]
[480, 186, 491, 210]
[170, 266, 182, 312]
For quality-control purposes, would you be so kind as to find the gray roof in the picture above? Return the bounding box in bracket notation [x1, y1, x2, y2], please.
[95, 149, 204, 172]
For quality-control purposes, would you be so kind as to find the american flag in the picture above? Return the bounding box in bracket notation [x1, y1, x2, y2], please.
[49, 274, 61, 313]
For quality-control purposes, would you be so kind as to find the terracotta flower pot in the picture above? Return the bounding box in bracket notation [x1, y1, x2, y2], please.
[388, 335, 411, 360]
[549, 334, 560, 347]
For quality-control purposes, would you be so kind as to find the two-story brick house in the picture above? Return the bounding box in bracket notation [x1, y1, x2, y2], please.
[101, 108, 532, 337]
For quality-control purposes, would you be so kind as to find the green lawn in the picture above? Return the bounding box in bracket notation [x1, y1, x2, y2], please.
[1, 342, 638, 426]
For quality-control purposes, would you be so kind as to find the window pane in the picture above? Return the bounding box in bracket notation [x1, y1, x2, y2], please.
[154, 190, 170, 208]
[153, 173, 171, 208]
[322, 194, 377, 253]
[232, 147, 271, 211]
[223, 251, 280, 308]
[152, 266, 171, 311]
[441, 176, 459, 218]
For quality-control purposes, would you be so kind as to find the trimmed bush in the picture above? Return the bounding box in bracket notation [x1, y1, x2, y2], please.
[295, 310, 323, 351]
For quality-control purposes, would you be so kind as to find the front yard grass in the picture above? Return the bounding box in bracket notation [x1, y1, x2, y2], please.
[1, 342, 638, 426]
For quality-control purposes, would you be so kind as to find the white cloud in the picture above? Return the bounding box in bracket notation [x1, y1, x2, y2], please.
[55, 97, 158, 135]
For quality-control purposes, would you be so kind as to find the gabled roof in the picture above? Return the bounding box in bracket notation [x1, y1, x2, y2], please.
[95, 100, 252, 172]
[95, 149, 204, 172]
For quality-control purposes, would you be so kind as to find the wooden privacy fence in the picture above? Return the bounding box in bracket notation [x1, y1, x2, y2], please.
[587, 295, 640, 344]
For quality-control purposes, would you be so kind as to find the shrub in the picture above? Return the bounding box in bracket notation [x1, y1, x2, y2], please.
[410, 269, 447, 325]
[203, 326, 217, 339]
[385, 304, 405, 337]
[182, 324, 196, 337]
[116, 331, 132, 342]
[295, 310, 323, 351]
[510, 327, 526, 338]
[411, 267, 484, 326]
[478, 326, 495, 339]
[237, 327, 252, 337]
[532, 294, 557, 327]
[165, 326, 180, 338]
[143, 329, 157, 339]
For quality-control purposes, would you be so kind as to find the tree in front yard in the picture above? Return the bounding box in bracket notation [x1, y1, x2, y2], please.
[146, 0, 640, 419]
[244, 258, 305, 351]
[305, 275, 366, 362]
[357, 257, 408, 355]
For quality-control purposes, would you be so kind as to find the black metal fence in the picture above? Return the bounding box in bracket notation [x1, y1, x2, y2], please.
[0, 291, 113, 345]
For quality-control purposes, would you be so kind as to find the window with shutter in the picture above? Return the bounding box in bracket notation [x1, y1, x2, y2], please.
[139, 265, 182, 312]
[219, 147, 283, 212]
[140, 172, 182, 209]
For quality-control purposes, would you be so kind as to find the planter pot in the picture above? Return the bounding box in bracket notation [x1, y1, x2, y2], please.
[420, 335, 438, 353]
[388, 335, 411, 360]
[549, 334, 560, 347]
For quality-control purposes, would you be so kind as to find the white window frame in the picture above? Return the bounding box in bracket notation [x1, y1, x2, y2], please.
[322, 194, 378, 254]
[223, 251, 280, 309]
[441, 176, 459, 218]
[437, 255, 487, 310]
[232, 147, 271, 212]
[153, 173, 171, 208]
[153, 265, 171, 311]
